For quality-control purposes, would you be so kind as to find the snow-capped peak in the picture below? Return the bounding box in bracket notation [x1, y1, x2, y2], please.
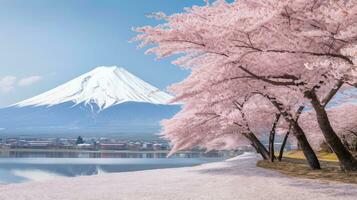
[13, 66, 174, 110]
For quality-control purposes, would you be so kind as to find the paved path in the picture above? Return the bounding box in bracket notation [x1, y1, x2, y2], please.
[0, 153, 356, 200]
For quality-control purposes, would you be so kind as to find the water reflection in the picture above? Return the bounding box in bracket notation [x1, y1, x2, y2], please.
[0, 151, 234, 184]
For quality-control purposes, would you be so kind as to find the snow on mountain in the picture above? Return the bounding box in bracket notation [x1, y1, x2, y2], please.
[13, 66, 174, 110]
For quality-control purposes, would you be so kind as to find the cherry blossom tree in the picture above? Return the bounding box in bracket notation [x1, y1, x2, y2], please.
[162, 63, 318, 165]
[135, 0, 357, 170]
[162, 81, 273, 160]
[300, 103, 357, 151]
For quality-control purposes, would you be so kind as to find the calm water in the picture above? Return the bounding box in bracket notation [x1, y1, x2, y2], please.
[0, 151, 231, 184]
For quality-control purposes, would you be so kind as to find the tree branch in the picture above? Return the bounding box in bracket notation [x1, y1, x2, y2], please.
[236, 65, 304, 87]
[320, 80, 344, 107]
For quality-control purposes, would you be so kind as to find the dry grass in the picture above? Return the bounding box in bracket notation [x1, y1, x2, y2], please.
[257, 158, 357, 184]
[283, 150, 338, 162]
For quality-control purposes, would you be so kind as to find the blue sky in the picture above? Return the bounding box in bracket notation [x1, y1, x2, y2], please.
[0, 0, 205, 107]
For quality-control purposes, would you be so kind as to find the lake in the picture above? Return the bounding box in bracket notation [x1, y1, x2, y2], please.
[0, 150, 233, 184]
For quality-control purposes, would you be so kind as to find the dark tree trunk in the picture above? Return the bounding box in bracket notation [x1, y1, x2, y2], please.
[269, 131, 275, 162]
[233, 99, 270, 160]
[342, 135, 351, 151]
[308, 93, 357, 171]
[243, 132, 270, 160]
[252, 93, 320, 169]
[292, 123, 321, 169]
[278, 130, 290, 161]
[262, 95, 321, 169]
[269, 114, 280, 162]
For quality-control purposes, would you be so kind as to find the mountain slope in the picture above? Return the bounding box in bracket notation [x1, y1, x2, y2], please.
[0, 66, 179, 137]
[13, 66, 173, 110]
[0, 102, 180, 137]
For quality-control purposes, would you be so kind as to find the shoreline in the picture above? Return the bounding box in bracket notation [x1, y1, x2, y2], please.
[0, 153, 356, 200]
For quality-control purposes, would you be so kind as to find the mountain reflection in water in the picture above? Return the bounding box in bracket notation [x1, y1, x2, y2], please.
[0, 151, 234, 184]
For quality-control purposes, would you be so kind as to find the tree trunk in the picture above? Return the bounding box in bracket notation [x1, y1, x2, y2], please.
[309, 95, 357, 171]
[292, 123, 321, 169]
[269, 114, 280, 162]
[269, 130, 275, 162]
[256, 93, 320, 169]
[278, 130, 290, 161]
[243, 132, 270, 160]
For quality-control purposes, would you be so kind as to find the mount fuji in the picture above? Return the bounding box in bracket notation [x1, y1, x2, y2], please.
[0, 66, 180, 138]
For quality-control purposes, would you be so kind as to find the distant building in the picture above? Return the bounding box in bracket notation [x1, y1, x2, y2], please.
[27, 141, 54, 149]
[153, 143, 165, 151]
[0, 137, 172, 152]
[99, 143, 127, 150]
[0, 143, 10, 149]
[142, 142, 153, 150]
[77, 143, 94, 150]
[99, 138, 110, 143]
[128, 142, 141, 151]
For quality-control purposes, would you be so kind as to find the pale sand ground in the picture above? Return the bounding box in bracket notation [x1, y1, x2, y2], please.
[0, 153, 356, 200]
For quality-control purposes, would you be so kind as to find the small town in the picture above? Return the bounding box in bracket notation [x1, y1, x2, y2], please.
[0, 136, 171, 151]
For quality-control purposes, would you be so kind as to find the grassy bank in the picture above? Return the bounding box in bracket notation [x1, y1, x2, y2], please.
[283, 150, 338, 162]
[258, 151, 357, 184]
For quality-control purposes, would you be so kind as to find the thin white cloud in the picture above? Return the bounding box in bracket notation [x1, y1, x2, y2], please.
[0, 75, 42, 93]
[0, 76, 17, 93]
[18, 76, 42, 86]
